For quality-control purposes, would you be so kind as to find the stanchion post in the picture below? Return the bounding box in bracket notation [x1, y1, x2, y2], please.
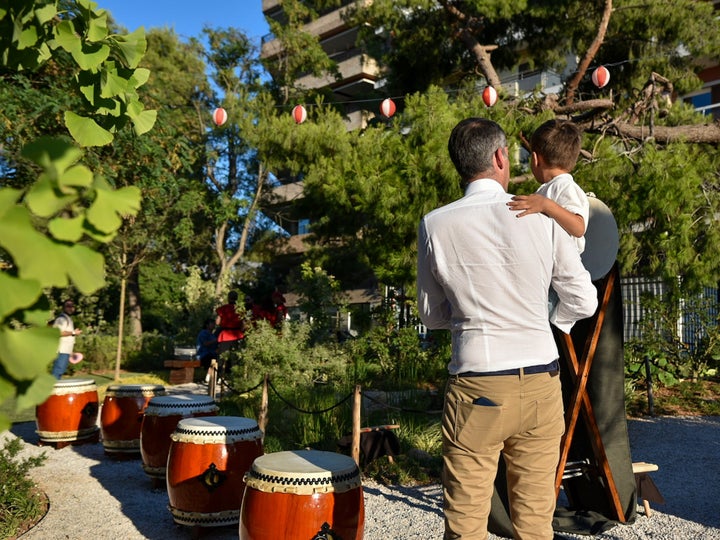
[208, 359, 218, 398]
[352, 385, 361, 466]
[258, 374, 269, 440]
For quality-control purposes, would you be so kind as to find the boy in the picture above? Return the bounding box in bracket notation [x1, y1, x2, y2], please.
[507, 119, 589, 253]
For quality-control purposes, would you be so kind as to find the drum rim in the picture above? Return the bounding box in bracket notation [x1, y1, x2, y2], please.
[245, 450, 361, 494]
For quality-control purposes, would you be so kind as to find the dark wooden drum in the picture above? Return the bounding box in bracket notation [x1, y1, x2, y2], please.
[100, 384, 166, 457]
[239, 450, 364, 540]
[167, 416, 264, 527]
[140, 394, 218, 481]
[36, 378, 99, 446]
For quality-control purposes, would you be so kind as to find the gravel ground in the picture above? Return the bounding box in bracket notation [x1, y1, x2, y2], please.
[4, 383, 720, 540]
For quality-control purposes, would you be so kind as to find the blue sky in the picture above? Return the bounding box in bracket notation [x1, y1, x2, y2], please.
[97, 0, 270, 46]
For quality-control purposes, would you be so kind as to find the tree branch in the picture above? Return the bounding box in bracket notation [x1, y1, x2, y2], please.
[565, 0, 613, 105]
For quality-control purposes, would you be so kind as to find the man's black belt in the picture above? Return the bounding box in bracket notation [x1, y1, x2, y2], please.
[455, 359, 559, 377]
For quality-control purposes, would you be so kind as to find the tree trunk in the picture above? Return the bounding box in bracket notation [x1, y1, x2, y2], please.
[126, 269, 142, 338]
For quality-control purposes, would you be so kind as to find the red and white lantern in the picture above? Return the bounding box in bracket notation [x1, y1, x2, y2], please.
[482, 86, 497, 107]
[591, 66, 610, 89]
[380, 98, 396, 118]
[292, 105, 307, 124]
[212, 107, 227, 126]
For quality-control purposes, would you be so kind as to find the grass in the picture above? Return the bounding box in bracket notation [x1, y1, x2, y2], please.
[626, 378, 720, 417]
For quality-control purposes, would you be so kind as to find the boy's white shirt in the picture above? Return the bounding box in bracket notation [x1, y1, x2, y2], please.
[536, 173, 589, 254]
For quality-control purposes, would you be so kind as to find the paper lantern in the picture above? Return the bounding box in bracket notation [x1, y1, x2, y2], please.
[212, 107, 227, 126]
[292, 105, 307, 124]
[482, 86, 497, 107]
[380, 98, 396, 118]
[591, 66, 610, 89]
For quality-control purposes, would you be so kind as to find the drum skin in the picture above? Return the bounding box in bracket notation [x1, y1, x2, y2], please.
[239, 450, 364, 540]
[140, 394, 218, 480]
[36, 378, 99, 444]
[167, 417, 264, 527]
[100, 384, 166, 456]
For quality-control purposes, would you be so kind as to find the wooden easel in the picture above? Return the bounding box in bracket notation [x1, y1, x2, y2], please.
[555, 263, 626, 523]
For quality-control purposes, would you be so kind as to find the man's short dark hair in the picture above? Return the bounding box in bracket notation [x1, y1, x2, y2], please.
[448, 118, 507, 183]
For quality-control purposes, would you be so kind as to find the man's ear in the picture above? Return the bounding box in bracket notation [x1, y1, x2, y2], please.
[495, 146, 508, 170]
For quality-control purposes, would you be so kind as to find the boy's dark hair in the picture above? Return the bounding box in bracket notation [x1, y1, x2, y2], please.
[530, 119, 582, 171]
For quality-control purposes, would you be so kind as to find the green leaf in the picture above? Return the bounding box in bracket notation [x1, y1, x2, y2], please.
[73, 42, 110, 70]
[86, 9, 109, 42]
[0, 188, 22, 216]
[48, 215, 85, 242]
[64, 111, 113, 147]
[86, 186, 141, 233]
[131, 108, 157, 136]
[100, 67, 129, 98]
[110, 27, 146, 68]
[21, 137, 83, 180]
[0, 274, 42, 322]
[129, 67, 150, 88]
[0, 326, 59, 380]
[0, 206, 106, 293]
[16, 373, 57, 411]
[54, 20, 82, 57]
[25, 174, 77, 217]
[17, 25, 38, 50]
[59, 163, 93, 189]
[34, 4, 57, 25]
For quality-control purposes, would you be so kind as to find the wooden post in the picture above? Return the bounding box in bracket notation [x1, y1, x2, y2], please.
[351, 385, 361, 466]
[258, 374, 269, 441]
[208, 359, 218, 399]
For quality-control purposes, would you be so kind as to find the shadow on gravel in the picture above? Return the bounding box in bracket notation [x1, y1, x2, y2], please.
[362, 483, 444, 517]
[626, 416, 720, 528]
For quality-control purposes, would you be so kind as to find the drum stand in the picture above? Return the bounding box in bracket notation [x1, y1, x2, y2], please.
[554, 263, 626, 523]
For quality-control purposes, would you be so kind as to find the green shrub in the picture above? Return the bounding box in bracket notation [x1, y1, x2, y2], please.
[227, 320, 351, 388]
[0, 438, 47, 539]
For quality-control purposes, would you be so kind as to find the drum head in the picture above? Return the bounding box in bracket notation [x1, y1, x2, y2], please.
[246, 450, 361, 495]
[172, 416, 262, 443]
[581, 196, 619, 281]
[106, 384, 166, 397]
[145, 394, 217, 415]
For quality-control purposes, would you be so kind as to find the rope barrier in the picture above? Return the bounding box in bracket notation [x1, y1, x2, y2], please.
[267, 378, 353, 414]
[361, 392, 443, 416]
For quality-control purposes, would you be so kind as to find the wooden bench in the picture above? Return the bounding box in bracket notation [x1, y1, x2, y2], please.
[164, 360, 201, 384]
[632, 462, 663, 516]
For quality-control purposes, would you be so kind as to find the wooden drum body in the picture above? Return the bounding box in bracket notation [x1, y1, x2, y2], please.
[167, 416, 264, 527]
[36, 378, 99, 446]
[140, 394, 218, 481]
[100, 384, 166, 457]
[240, 450, 364, 540]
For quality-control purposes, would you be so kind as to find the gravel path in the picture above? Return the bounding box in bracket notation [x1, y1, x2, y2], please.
[4, 384, 720, 539]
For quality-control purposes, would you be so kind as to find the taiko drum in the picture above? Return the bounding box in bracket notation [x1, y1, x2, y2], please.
[36, 378, 99, 446]
[140, 394, 218, 481]
[167, 416, 264, 527]
[100, 384, 166, 457]
[239, 450, 364, 540]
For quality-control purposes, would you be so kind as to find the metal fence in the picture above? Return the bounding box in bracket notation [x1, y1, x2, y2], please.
[621, 276, 719, 347]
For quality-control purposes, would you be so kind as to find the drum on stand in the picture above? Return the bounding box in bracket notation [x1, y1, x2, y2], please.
[140, 394, 218, 483]
[36, 378, 99, 447]
[100, 384, 166, 458]
[581, 196, 619, 281]
[239, 450, 364, 540]
[167, 416, 264, 527]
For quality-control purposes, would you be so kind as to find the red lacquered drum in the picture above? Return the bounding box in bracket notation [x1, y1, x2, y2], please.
[140, 394, 218, 481]
[100, 384, 166, 457]
[239, 450, 364, 540]
[36, 378, 99, 446]
[167, 416, 264, 527]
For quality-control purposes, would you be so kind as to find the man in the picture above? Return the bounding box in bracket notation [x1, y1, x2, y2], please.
[51, 299, 82, 379]
[416, 118, 598, 539]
